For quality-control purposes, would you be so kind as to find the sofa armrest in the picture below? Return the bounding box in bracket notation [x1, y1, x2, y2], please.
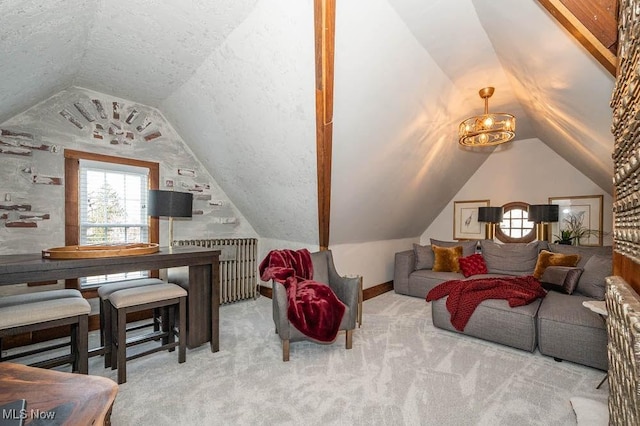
[394, 250, 415, 295]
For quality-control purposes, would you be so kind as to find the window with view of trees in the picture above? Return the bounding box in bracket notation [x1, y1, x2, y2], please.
[80, 161, 148, 246]
[64, 150, 159, 291]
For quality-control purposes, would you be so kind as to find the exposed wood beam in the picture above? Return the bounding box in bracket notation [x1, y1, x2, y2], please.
[314, 0, 336, 251]
[538, 0, 618, 76]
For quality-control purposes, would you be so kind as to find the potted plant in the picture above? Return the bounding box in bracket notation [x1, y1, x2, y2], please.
[554, 229, 574, 245]
[553, 212, 599, 246]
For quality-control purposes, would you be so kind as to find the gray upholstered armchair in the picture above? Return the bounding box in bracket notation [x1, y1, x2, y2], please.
[272, 250, 361, 361]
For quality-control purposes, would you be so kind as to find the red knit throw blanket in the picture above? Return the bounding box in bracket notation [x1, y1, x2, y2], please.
[426, 276, 546, 331]
[259, 249, 346, 342]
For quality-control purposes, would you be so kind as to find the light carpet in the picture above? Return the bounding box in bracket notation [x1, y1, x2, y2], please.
[87, 292, 608, 425]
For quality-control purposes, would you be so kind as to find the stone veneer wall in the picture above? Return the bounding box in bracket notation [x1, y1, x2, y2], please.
[0, 87, 256, 255]
[611, 0, 640, 292]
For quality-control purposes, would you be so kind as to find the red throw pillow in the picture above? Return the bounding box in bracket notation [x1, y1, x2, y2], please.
[458, 254, 488, 278]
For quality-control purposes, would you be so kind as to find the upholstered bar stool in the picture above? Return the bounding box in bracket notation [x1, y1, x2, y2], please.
[108, 283, 187, 384]
[98, 278, 164, 367]
[0, 298, 91, 373]
[0, 289, 83, 362]
[0, 289, 83, 308]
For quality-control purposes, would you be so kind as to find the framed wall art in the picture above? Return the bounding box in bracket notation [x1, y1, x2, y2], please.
[549, 195, 603, 246]
[453, 199, 489, 240]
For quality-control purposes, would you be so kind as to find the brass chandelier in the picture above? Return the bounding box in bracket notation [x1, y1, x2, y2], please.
[458, 87, 516, 147]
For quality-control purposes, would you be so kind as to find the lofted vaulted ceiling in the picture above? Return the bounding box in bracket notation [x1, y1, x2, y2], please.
[0, 0, 616, 246]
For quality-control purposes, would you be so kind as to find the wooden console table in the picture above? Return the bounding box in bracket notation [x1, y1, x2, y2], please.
[0, 362, 118, 425]
[0, 246, 220, 351]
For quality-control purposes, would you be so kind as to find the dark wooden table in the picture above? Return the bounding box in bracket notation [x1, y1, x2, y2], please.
[0, 246, 220, 351]
[0, 362, 118, 425]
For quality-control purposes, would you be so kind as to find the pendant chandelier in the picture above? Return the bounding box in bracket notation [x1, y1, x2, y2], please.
[458, 87, 516, 147]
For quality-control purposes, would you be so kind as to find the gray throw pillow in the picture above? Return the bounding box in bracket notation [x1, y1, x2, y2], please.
[431, 239, 478, 257]
[575, 254, 612, 300]
[413, 239, 478, 271]
[413, 244, 434, 270]
[479, 240, 542, 276]
[547, 244, 612, 268]
[540, 266, 583, 295]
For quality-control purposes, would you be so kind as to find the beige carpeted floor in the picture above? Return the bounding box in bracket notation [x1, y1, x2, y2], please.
[77, 292, 606, 425]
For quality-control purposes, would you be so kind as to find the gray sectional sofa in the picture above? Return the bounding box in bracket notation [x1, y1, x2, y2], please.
[394, 239, 613, 370]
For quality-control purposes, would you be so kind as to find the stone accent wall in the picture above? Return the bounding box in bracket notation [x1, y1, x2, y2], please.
[0, 87, 256, 254]
[611, 0, 640, 291]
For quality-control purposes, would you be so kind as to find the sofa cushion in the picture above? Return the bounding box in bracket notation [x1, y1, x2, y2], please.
[533, 250, 581, 278]
[413, 244, 435, 270]
[536, 291, 607, 370]
[458, 254, 488, 277]
[431, 296, 542, 352]
[413, 239, 478, 270]
[432, 239, 478, 257]
[547, 244, 612, 268]
[408, 269, 463, 298]
[432, 245, 462, 273]
[540, 266, 583, 294]
[480, 240, 542, 276]
[574, 254, 612, 300]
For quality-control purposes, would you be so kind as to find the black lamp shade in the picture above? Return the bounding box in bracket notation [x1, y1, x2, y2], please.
[478, 206, 503, 223]
[527, 204, 559, 223]
[148, 190, 193, 218]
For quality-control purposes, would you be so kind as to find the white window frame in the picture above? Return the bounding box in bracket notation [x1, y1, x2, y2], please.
[78, 160, 150, 287]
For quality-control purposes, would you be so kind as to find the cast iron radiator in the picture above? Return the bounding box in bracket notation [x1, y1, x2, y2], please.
[174, 238, 258, 304]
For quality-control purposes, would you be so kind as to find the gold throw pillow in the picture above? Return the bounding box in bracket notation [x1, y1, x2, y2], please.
[533, 249, 581, 279]
[432, 244, 463, 273]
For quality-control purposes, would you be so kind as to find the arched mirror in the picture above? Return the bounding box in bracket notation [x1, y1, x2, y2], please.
[495, 201, 535, 243]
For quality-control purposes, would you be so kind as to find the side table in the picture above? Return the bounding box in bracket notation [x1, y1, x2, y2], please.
[582, 300, 608, 389]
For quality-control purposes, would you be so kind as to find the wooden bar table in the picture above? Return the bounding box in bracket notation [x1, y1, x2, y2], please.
[0, 362, 118, 425]
[0, 246, 220, 351]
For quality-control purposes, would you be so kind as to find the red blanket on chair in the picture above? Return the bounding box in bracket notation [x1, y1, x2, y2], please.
[259, 249, 346, 342]
[426, 276, 546, 332]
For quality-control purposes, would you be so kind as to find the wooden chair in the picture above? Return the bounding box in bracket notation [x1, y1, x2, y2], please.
[0, 297, 90, 374]
[108, 283, 187, 384]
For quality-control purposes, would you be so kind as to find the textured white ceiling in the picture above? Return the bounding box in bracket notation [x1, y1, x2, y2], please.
[0, 0, 615, 246]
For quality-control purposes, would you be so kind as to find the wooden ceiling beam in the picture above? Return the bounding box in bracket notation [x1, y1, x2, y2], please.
[314, 0, 336, 251]
[538, 0, 618, 76]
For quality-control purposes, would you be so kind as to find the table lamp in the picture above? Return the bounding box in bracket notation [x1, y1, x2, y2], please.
[148, 190, 193, 246]
[527, 204, 559, 241]
[478, 206, 503, 240]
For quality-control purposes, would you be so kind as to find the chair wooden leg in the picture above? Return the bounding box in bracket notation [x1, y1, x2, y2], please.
[110, 304, 118, 370]
[165, 306, 175, 351]
[345, 329, 353, 350]
[71, 321, 78, 371]
[102, 299, 112, 368]
[78, 314, 88, 374]
[117, 307, 127, 385]
[178, 297, 186, 364]
[282, 339, 290, 362]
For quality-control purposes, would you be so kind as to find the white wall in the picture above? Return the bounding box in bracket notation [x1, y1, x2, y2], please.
[329, 238, 417, 289]
[258, 237, 416, 290]
[422, 138, 613, 245]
